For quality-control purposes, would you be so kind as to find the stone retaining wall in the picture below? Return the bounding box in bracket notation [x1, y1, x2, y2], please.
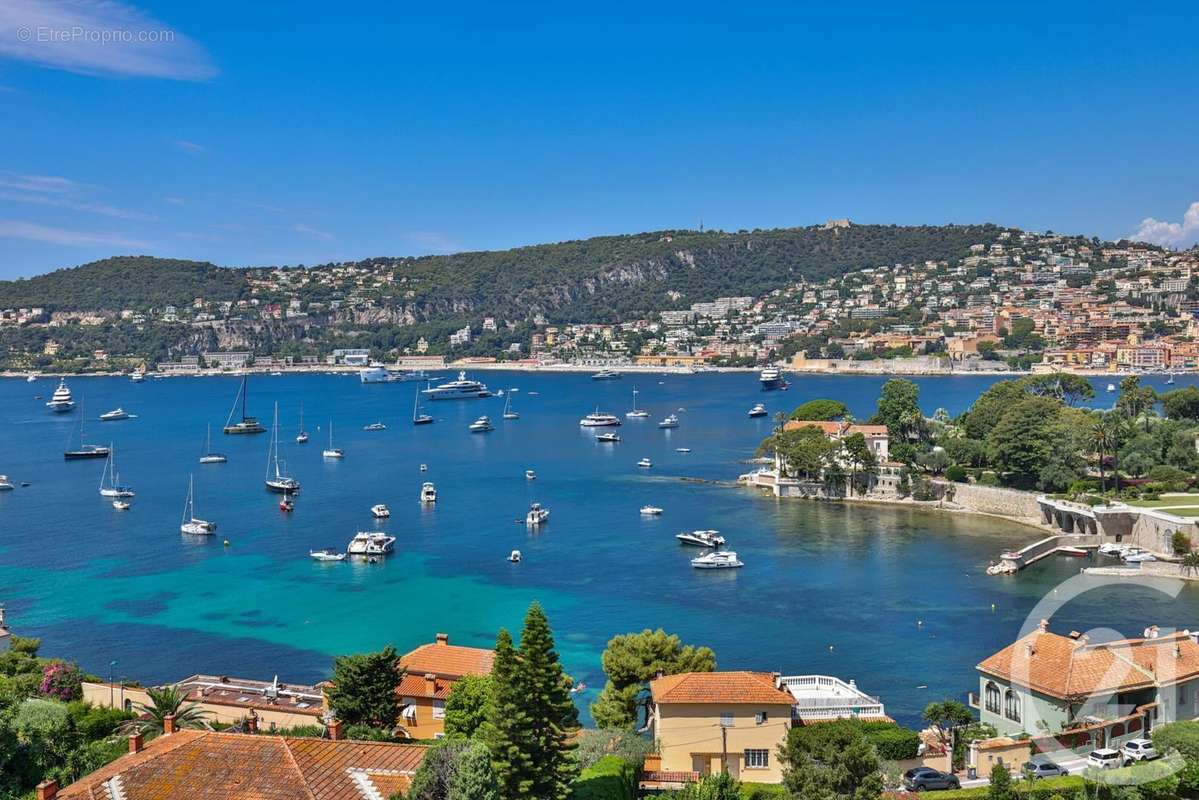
[932, 480, 1043, 522]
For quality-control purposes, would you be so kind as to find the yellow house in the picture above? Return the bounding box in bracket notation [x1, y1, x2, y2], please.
[650, 671, 794, 783]
[396, 633, 494, 739]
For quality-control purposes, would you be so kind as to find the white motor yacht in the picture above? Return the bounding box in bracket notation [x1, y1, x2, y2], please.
[759, 366, 784, 390]
[1124, 551, 1158, 563]
[595, 432, 621, 443]
[676, 530, 726, 547]
[579, 409, 621, 427]
[526, 502, 550, 527]
[637, 457, 652, 468]
[691, 550, 744, 569]
[469, 416, 494, 432]
[180, 475, 216, 535]
[420, 482, 437, 503]
[591, 369, 621, 380]
[99, 408, 130, 421]
[347, 531, 396, 556]
[422, 371, 491, 400]
[525, 469, 536, 480]
[1107, 383, 1116, 392]
[363, 422, 387, 431]
[371, 503, 391, 519]
[508, 549, 522, 563]
[0, 475, 15, 491]
[748, 403, 768, 418]
[658, 414, 680, 429]
[112, 499, 130, 510]
[640, 506, 663, 516]
[46, 378, 75, 413]
[309, 548, 346, 562]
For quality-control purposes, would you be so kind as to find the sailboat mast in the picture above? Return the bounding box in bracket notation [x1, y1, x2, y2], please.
[242, 376, 248, 422]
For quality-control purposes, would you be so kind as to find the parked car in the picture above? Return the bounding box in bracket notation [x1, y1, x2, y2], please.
[1088, 748, 1124, 770]
[1121, 738, 1159, 762]
[902, 767, 961, 791]
[1023, 759, 1070, 779]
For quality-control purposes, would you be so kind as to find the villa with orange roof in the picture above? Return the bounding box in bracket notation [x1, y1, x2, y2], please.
[973, 620, 1199, 750]
[397, 632, 495, 739]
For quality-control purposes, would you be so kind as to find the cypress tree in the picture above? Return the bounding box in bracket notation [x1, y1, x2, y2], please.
[514, 602, 579, 800]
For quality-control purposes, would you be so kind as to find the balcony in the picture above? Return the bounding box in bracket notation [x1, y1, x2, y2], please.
[780, 675, 886, 722]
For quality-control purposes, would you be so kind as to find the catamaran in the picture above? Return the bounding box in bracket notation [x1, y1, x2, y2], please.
[323, 421, 344, 458]
[98, 445, 134, 498]
[223, 375, 266, 434]
[264, 404, 300, 493]
[64, 398, 110, 460]
[295, 403, 309, 444]
[502, 392, 519, 420]
[180, 475, 216, 535]
[199, 424, 227, 464]
[625, 387, 649, 418]
[412, 385, 434, 425]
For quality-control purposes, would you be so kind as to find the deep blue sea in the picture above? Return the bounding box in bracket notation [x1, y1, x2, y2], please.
[1, 370, 1196, 726]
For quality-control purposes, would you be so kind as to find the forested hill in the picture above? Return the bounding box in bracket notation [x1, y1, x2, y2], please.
[0, 223, 1006, 320]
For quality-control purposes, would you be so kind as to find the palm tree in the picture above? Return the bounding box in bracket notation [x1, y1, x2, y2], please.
[1184, 551, 1199, 576]
[121, 685, 210, 734]
[1090, 418, 1113, 494]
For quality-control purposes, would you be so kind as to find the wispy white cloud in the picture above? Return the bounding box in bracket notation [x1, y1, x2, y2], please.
[292, 223, 333, 241]
[1131, 202, 1199, 249]
[0, 172, 85, 193]
[0, 190, 156, 220]
[0, 0, 216, 80]
[404, 231, 464, 254]
[0, 219, 148, 247]
[174, 139, 206, 154]
[162, 196, 185, 205]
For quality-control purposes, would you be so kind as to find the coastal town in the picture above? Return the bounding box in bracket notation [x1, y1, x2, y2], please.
[3, 225, 1199, 379]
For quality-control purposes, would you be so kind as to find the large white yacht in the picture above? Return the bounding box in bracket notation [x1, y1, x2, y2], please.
[657, 414, 680, 429]
[347, 531, 396, 556]
[526, 502, 550, 527]
[46, 379, 75, 413]
[358, 366, 391, 384]
[469, 416, 494, 433]
[579, 409, 621, 427]
[759, 366, 784, 390]
[691, 550, 744, 569]
[422, 371, 491, 400]
[420, 482, 437, 503]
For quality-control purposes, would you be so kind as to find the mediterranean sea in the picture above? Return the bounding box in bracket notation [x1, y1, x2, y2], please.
[0, 371, 1193, 726]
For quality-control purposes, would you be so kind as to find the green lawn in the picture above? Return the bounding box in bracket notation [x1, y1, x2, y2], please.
[1123, 496, 1199, 508]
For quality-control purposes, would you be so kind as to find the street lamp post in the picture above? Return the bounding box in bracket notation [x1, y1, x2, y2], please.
[109, 660, 118, 707]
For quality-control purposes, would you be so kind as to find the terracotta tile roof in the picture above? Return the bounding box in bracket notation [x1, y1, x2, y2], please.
[397, 672, 451, 700]
[57, 731, 427, 800]
[977, 628, 1199, 700]
[784, 420, 888, 437]
[399, 640, 494, 679]
[650, 671, 794, 705]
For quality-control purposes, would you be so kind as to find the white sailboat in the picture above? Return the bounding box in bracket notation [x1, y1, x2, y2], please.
[199, 424, 227, 464]
[502, 391, 519, 420]
[265, 404, 301, 493]
[180, 475, 216, 535]
[98, 445, 134, 498]
[296, 403, 309, 443]
[323, 420, 344, 459]
[412, 385, 433, 425]
[625, 387, 649, 418]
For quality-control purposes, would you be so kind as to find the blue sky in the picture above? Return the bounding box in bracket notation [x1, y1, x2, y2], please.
[0, 1, 1196, 278]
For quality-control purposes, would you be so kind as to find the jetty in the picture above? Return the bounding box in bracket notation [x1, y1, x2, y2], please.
[986, 532, 1100, 574]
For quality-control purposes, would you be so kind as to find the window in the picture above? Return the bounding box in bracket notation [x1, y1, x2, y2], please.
[720, 712, 734, 728]
[744, 749, 769, 769]
[985, 682, 1000, 714]
[1004, 690, 1021, 723]
[432, 700, 446, 720]
[755, 711, 769, 725]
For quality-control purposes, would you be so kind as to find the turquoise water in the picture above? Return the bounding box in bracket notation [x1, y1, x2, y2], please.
[1, 370, 1195, 726]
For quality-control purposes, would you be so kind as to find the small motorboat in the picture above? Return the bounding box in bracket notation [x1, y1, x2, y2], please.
[691, 550, 744, 569]
[677, 530, 726, 547]
[279, 495, 295, 512]
[309, 548, 346, 562]
[371, 503, 391, 519]
[1058, 546, 1089, 557]
[363, 422, 387, 431]
[640, 506, 663, 516]
[99, 408, 130, 421]
[420, 464, 428, 472]
[570, 682, 587, 695]
[658, 414, 680, 429]
[637, 458, 652, 468]
[420, 482, 437, 503]
[1098, 542, 1128, 556]
[748, 403, 767, 418]
[0, 475, 14, 491]
[469, 416, 494, 432]
[525, 469, 536, 480]
[347, 531, 396, 556]
[1124, 551, 1157, 563]
[596, 432, 621, 443]
[526, 502, 550, 527]
[676, 447, 691, 453]
[1107, 383, 1116, 393]
[509, 549, 522, 563]
[112, 499, 130, 510]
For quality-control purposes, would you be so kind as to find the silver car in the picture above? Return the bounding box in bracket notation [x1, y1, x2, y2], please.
[1023, 759, 1069, 779]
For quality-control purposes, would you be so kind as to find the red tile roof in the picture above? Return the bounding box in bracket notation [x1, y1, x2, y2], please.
[650, 671, 794, 705]
[399, 639, 494, 679]
[57, 730, 427, 800]
[784, 420, 888, 437]
[397, 672, 451, 700]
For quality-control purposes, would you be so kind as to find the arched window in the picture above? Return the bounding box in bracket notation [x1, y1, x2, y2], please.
[1004, 690, 1021, 722]
[1110, 723, 1125, 738]
[985, 682, 1001, 714]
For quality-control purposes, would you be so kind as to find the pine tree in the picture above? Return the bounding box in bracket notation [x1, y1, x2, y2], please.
[514, 602, 579, 799]
[448, 741, 500, 800]
[485, 628, 534, 799]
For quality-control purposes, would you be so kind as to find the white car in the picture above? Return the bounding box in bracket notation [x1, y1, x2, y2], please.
[1088, 748, 1124, 770]
[1121, 738, 1158, 762]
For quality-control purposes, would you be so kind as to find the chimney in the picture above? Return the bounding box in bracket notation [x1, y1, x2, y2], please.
[1025, 643, 1036, 658]
[1038, 618, 1049, 632]
[772, 671, 781, 688]
[128, 732, 144, 754]
[36, 779, 58, 800]
[246, 711, 259, 734]
[163, 713, 176, 735]
[435, 633, 449, 646]
[328, 718, 344, 741]
[424, 673, 437, 697]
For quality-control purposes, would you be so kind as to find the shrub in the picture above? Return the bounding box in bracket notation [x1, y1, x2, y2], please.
[946, 465, 968, 482]
[1153, 720, 1199, 794]
[343, 723, 398, 742]
[978, 472, 1000, 487]
[571, 755, 636, 800]
[859, 722, 921, 760]
[39, 662, 84, 701]
[1174, 530, 1193, 556]
[574, 728, 654, 772]
[739, 784, 785, 800]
